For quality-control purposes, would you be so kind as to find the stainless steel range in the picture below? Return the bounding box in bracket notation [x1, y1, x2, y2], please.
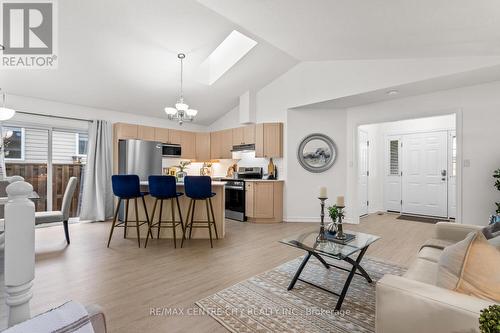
[224, 167, 262, 221]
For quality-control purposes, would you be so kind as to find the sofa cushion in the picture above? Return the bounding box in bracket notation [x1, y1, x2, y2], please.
[403, 257, 438, 285]
[417, 246, 443, 263]
[488, 235, 500, 250]
[437, 231, 500, 302]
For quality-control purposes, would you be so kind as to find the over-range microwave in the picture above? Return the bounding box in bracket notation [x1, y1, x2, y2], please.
[162, 144, 182, 157]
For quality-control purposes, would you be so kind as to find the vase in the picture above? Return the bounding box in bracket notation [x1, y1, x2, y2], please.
[176, 170, 187, 183]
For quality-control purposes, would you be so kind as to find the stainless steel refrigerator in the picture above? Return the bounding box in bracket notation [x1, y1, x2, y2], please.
[118, 139, 162, 220]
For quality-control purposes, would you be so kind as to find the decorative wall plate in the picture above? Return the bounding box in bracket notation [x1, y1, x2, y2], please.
[297, 133, 337, 173]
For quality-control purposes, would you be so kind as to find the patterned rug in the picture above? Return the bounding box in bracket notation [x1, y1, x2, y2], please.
[196, 256, 406, 333]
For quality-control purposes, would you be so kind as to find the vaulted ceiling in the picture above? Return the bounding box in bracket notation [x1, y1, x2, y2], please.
[2, 0, 500, 124]
[0, 0, 297, 125]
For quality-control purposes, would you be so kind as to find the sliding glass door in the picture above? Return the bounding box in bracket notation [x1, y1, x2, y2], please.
[2, 123, 88, 219]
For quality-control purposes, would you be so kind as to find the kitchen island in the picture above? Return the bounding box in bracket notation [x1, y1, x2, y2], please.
[125, 180, 226, 240]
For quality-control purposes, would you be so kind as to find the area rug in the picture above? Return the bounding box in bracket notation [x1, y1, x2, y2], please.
[196, 256, 406, 333]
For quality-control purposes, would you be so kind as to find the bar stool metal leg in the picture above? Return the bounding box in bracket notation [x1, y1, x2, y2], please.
[157, 199, 164, 239]
[144, 198, 158, 248]
[134, 198, 141, 248]
[124, 199, 129, 238]
[205, 199, 213, 248]
[209, 198, 219, 240]
[189, 199, 196, 240]
[142, 196, 153, 239]
[181, 199, 193, 248]
[176, 197, 185, 236]
[107, 198, 121, 247]
[171, 199, 177, 248]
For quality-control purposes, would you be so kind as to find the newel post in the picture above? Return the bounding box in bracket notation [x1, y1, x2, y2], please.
[4, 181, 35, 327]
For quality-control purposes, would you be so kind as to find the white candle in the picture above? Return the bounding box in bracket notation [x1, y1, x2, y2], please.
[336, 196, 345, 207]
[319, 187, 328, 199]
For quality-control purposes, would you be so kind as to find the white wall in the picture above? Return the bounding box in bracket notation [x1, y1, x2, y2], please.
[207, 57, 500, 223]
[285, 108, 347, 222]
[347, 82, 500, 226]
[359, 114, 456, 214]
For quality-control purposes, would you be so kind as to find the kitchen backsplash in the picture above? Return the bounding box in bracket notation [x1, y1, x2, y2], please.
[162, 151, 282, 178]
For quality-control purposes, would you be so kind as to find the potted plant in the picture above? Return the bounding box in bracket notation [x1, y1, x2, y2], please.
[326, 205, 344, 234]
[479, 304, 500, 333]
[175, 160, 191, 182]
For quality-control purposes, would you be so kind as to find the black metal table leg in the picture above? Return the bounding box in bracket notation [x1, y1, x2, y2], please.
[311, 252, 330, 269]
[334, 246, 369, 311]
[287, 252, 312, 291]
[344, 256, 372, 283]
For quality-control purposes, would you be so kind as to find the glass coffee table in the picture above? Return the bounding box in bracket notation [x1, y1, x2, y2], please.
[280, 230, 380, 310]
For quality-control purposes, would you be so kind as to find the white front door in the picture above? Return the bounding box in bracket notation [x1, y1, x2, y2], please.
[358, 129, 369, 216]
[402, 131, 448, 217]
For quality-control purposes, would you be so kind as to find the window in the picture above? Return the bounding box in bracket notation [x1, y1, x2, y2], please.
[389, 139, 399, 175]
[2, 127, 24, 160]
[76, 133, 88, 156]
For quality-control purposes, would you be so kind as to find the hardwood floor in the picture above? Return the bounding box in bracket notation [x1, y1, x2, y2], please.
[0, 213, 434, 332]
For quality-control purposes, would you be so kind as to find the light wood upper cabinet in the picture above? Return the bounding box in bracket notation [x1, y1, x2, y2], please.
[115, 123, 138, 140]
[180, 131, 196, 159]
[168, 129, 182, 145]
[154, 128, 170, 143]
[210, 131, 222, 160]
[195, 132, 211, 161]
[221, 129, 233, 159]
[138, 125, 155, 141]
[232, 127, 244, 146]
[243, 125, 256, 144]
[255, 123, 283, 158]
[233, 125, 256, 146]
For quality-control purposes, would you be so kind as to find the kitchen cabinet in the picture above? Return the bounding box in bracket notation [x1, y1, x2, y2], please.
[245, 181, 283, 223]
[180, 131, 196, 159]
[138, 125, 155, 141]
[211, 129, 232, 159]
[168, 129, 182, 145]
[255, 123, 283, 158]
[195, 132, 211, 161]
[221, 129, 233, 159]
[232, 125, 255, 146]
[154, 128, 170, 143]
[115, 123, 138, 140]
[210, 131, 222, 160]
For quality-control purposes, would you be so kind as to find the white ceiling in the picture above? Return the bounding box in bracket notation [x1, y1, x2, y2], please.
[0, 0, 297, 125]
[197, 0, 500, 60]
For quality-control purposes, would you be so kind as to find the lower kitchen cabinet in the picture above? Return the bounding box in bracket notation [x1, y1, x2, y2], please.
[245, 181, 283, 223]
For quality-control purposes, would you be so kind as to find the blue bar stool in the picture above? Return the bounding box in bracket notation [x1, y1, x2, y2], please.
[181, 176, 219, 248]
[144, 175, 185, 248]
[107, 175, 152, 248]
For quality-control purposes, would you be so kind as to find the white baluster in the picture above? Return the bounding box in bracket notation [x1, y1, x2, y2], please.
[4, 181, 35, 327]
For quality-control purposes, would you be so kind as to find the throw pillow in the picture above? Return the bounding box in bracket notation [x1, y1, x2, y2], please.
[437, 231, 500, 302]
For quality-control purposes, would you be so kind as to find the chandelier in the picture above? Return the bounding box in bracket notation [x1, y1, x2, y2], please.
[164, 53, 198, 125]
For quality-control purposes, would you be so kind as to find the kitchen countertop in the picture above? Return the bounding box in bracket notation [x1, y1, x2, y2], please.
[140, 180, 226, 186]
[239, 179, 284, 182]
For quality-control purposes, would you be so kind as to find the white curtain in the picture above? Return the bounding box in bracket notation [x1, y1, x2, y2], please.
[79, 120, 113, 221]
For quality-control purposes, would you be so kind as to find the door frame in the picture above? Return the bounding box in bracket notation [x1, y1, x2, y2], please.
[358, 129, 369, 216]
[348, 110, 463, 224]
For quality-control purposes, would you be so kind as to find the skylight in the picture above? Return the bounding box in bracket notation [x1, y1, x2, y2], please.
[198, 30, 257, 85]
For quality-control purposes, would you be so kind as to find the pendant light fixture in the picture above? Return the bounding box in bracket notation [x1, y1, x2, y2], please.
[0, 89, 15, 121]
[164, 53, 198, 125]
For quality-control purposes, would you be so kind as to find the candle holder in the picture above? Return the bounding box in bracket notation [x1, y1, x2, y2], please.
[317, 197, 328, 242]
[335, 205, 346, 240]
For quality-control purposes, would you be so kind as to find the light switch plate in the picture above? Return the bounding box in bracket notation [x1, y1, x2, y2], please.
[463, 159, 471, 167]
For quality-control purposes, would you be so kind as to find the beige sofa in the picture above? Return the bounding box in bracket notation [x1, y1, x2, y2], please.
[376, 222, 499, 333]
